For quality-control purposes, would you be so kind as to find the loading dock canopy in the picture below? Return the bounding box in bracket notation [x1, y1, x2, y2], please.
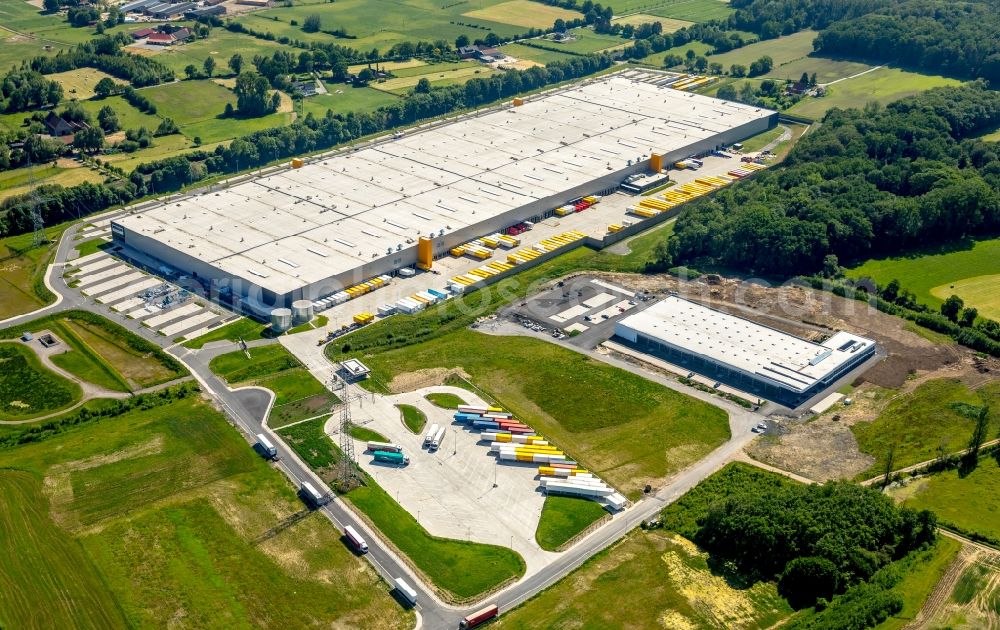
[114, 75, 774, 297]
[615, 296, 874, 392]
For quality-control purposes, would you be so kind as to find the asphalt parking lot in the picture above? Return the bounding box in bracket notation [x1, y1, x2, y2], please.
[501, 275, 658, 349]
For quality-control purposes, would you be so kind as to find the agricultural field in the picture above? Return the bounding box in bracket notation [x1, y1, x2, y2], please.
[0, 342, 81, 419]
[640, 39, 712, 67]
[851, 379, 1000, 479]
[276, 416, 526, 600]
[534, 495, 608, 551]
[915, 548, 1000, 630]
[847, 237, 1000, 315]
[234, 0, 542, 54]
[0, 27, 59, 73]
[0, 395, 410, 629]
[709, 30, 817, 73]
[462, 0, 583, 29]
[497, 528, 793, 629]
[48, 68, 123, 101]
[612, 13, 694, 32]
[79, 96, 163, 133]
[788, 66, 962, 121]
[646, 0, 734, 23]
[357, 328, 730, 497]
[890, 455, 1000, 545]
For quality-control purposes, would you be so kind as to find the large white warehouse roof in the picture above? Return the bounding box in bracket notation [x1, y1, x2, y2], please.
[114, 74, 773, 296]
[616, 296, 875, 393]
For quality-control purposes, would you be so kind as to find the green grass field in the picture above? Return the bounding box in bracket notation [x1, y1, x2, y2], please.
[425, 392, 466, 409]
[0, 469, 127, 628]
[373, 63, 497, 93]
[710, 31, 818, 72]
[0, 395, 409, 628]
[852, 380, 1000, 479]
[463, 0, 583, 29]
[358, 328, 730, 497]
[142, 79, 292, 144]
[80, 92, 166, 131]
[534, 495, 607, 551]
[301, 84, 400, 118]
[183, 317, 269, 349]
[613, 13, 693, 32]
[210, 344, 301, 383]
[788, 66, 962, 121]
[235, 0, 533, 54]
[350, 425, 389, 443]
[641, 40, 713, 67]
[847, 237, 1000, 315]
[209, 344, 337, 427]
[0, 224, 70, 319]
[148, 29, 288, 76]
[892, 455, 1000, 544]
[647, 0, 734, 23]
[8, 312, 186, 392]
[497, 528, 792, 629]
[930, 275, 1000, 321]
[276, 417, 526, 600]
[497, 42, 579, 65]
[397, 404, 427, 433]
[0, 342, 80, 419]
[539, 28, 627, 54]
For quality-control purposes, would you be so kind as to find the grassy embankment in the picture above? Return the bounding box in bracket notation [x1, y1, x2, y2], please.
[425, 392, 466, 409]
[0, 343, 81, 420]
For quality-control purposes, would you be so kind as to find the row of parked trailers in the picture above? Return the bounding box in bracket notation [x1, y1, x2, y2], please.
[450, 232, 522, 259]
[671, 74, 716, 91]
[449, 230, 587, 290]
[628, 169, 760, 220]
[313, 275, 393, 312]
[453, 405, 627, 508]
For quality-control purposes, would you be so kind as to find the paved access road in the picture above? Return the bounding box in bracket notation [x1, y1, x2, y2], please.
[7, 213, 763, 630]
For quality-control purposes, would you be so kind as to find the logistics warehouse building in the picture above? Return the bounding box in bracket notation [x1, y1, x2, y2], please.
[111, 74, 776, 316]
[614, 297, 876, 407]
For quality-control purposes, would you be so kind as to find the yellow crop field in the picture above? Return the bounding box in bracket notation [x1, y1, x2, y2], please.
[463, 0, 582, 29]
[612, 13, 694, 32]
[48, 68, 123, 100]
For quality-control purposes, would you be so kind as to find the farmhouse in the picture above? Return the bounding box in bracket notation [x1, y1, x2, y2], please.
[111, 74, 776, 317]
[614, 296, 876, 407]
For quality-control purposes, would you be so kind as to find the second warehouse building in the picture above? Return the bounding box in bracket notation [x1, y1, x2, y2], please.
[111, 73, 776, 316]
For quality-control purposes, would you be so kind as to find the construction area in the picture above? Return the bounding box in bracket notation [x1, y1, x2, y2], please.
[109, 72, 776, 318]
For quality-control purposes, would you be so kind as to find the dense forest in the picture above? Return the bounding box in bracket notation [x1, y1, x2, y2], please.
[661, 464, 937, 625]
[665, 84, 1000, 277]
[814, 1, 1000, 81]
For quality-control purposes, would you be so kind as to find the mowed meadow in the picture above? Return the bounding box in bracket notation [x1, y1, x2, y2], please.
[0, 393, 409, 629]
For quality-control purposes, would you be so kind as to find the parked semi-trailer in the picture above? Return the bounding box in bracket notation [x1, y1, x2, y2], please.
[430, 426, 446, 451]
[367, 441, 403, 453]
[395, 577, 417, 606]
[459, 604, 499, 628]
[344, 525, 369, 553]
[424, 423, 440, 447]
[256, 433, 278, 460]
[374, 450, 410, 465]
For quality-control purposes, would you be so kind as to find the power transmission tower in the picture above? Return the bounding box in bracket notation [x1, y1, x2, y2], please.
[332, 376, 368, 490]
[26, 159, 51, 248]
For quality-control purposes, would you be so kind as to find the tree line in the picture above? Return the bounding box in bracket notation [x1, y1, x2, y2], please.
[662, 84, 1000, 278]
[0, 54, 613, 238]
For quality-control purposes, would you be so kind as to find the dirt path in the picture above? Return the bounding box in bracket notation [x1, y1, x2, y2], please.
[904, 537, 1000, 630]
